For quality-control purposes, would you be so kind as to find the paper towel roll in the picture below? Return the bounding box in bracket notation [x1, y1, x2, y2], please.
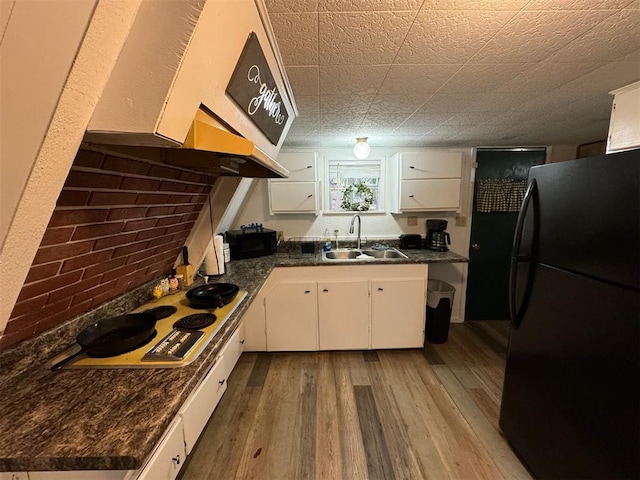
[204, 235, 225, 275]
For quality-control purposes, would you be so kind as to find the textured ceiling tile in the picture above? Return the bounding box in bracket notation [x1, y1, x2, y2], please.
[523, 0, 634, 10]
[442, 112, 516, 126]
[270, 13, 318, 65]
[424, 0, 528, 10]
[293, 95, 320, 116]
[473, 10, 616, 63]
[266, 0, 318, 13]
[319, 65, 389, 95]
[393, 114, 455, 134]
[546, 9, 640, 63]
[286, 66, 320, 96]
[556, 60, 640, 94]
[500, 62, 604, 92]
[319, 11, 415, 65]
[360, 113, 415, 132]
[320, 94, 376, 115]
[437, 63, 530, 93]
[377, 64, 461, 95]
[368, 94, 431, 114]
[319, 0, 423, 12]
[321, 113, 366, 129]
[395, 10, 517, 64]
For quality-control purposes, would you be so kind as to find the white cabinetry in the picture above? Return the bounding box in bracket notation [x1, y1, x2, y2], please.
[179, 357, 227, 455]
[318, 280, 369, 350]
[607, 81, 640, 153]
[371, 278, 426, 349]
[389, 151, 462, 213]
[265, 282, 318, 350]
[135, 418, 186, 480]
[220, 322, 246, 376]
[268, 152, 318, 214]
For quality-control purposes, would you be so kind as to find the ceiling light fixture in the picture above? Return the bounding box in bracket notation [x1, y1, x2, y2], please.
[353, 137, 370, 160]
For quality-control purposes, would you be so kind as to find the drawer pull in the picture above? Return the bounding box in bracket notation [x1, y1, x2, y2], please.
[172, 455, 181, 465]
[304, 290, 311, 294]
[218, 378, 226, 386]
[409, 165, 415, 169]
[378, 287, 384, 291]
[323, 288, 329, 292]
[240, 339, 245, 345]
[307, 165, 313, 169]
[409, 194, 415, 198]
[307, 194, 313, 198]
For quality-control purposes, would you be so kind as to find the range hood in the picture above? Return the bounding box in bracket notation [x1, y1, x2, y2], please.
[84, 109, 290, 178]
[83, 0, 296, 178]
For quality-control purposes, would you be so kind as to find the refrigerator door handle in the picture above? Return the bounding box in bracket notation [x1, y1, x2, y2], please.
[509, 178, 537, 328]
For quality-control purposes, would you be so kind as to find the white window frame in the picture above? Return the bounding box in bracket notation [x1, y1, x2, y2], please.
[323, 158, 385, 214]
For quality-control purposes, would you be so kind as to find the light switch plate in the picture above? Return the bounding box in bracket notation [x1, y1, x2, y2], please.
[455, 215, 467, 227]
[407, 216, 418, 226]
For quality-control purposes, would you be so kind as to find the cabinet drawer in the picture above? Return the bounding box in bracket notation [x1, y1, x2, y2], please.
[179, 357, 227, 454]
[400, 179, 461, 211]
[221, 323, 245, 377]
[136, 418, 185, 480]
[400, 151, 462, 179]
[269, 182, 317, 213]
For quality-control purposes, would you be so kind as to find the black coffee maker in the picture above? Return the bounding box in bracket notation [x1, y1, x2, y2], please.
[425, 219, 450, 252]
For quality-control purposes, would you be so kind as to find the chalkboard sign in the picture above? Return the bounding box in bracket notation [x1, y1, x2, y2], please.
[226, 32, 289, 146]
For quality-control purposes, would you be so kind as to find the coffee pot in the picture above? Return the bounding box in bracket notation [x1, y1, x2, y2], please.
[426, 219, 450, 252]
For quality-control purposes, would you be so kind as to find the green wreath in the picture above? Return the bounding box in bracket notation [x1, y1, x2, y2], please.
[341, 180, 374, 211]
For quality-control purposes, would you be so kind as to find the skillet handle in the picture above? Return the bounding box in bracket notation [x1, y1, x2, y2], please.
[50, 349, 84, 371]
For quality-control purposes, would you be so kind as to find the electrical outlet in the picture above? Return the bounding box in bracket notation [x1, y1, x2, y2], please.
[407, 216, 418, 226]
[455, 215, 467, 227]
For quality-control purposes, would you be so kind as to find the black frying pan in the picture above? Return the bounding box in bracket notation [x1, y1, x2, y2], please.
[50, 313, 156, 371]
[186, 283, 239, 309]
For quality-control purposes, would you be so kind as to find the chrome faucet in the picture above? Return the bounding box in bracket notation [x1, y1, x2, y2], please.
[349, 214, 362, 249]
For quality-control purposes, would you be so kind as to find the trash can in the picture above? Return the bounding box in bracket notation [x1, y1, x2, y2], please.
[426, 279, 455, 344]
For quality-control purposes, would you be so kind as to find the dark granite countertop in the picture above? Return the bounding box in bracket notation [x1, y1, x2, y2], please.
[0, 247, 467, 473]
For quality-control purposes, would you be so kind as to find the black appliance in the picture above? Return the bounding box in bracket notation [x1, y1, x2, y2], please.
[226, 225, 277, 259]
[399, 234, 422, 249]
[500, 149, 639, 480]
[425, 219, 450, 251]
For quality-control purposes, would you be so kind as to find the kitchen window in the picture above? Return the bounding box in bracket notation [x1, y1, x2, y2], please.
[325, 160, 383, 213]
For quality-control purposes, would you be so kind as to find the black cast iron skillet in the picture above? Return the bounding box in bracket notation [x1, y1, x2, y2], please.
[50, 313, 156, 371]
[186, 283, 239, 309]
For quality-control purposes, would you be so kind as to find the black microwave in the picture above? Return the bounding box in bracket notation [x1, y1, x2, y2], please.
[226, 228, 277, 259]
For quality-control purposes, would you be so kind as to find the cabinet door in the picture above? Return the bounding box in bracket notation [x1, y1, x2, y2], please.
[269, 182, 317, 213]
[179, 357, 227, 455]
[271, 152, 316, 182]
[607, 84, 640, 153]
[399, 179, 461, 211]
[221, 323, 245, 377]
[318, 280, 369, 350]
[371, 278, 426, 349]
[265, 282, 318, 351]
[136, 418, 186, 480]
[400, 151, 462, 179]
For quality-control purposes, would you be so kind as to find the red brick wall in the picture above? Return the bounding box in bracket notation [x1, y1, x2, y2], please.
[1, 149, 213, 349]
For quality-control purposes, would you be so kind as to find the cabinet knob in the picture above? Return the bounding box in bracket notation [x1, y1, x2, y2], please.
[218, 378, 226, 386]
[307, 194, 313, 198]
[378, 287, 384, 291]
[240, 339, 245, 345]
[409, 194, 415, 198]
[323, 288, 329, 292]
[409, 165, 415, 169]
[172, 455, 181, 465]
[306, 165, 313, 169]
[304, 290, 311, 294]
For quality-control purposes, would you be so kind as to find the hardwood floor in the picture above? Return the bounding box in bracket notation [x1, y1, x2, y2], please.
[178, 321, 531, 480]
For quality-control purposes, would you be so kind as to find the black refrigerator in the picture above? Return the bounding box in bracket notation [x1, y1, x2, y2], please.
[499, 149, 639, 480]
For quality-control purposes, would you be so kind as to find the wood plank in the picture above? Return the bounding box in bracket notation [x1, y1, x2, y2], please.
[247, 352, 273, 387]
[353, 385, 395, 480]
[315, 352, 343, 480]
[433, 365, 532, 480]
[293, 361, 318, 480]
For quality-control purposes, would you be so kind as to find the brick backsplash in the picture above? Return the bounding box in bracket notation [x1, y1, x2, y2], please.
[1, 150, 213, 349]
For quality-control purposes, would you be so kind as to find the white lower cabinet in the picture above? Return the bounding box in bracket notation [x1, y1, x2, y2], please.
[318, 280, 369, 350]
[220, 322, 245, 376]
[265, 282, 318, 351]
[134, 418, 186, 480]
[179, 356, 227, 455]
[371, 278, 426, 349]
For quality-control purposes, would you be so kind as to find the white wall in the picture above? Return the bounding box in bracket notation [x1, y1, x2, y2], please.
[233, 146, 475, 323]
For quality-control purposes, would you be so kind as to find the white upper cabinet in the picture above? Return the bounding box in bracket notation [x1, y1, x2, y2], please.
[269, 152, 319, 214]
[389, 151, 463, 213]
[607, 81, 640, 153]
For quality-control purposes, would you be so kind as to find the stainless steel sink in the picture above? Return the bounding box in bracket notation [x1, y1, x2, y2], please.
[322, 248, 408, 262]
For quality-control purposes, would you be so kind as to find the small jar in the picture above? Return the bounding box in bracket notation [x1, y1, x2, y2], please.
[175, 274, 184, 290]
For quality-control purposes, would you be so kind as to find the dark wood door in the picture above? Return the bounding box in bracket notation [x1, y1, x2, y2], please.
[465, 149, 546, 320]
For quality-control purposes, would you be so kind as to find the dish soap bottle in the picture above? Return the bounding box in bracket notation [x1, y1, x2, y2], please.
[323, 229, 332, 252]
